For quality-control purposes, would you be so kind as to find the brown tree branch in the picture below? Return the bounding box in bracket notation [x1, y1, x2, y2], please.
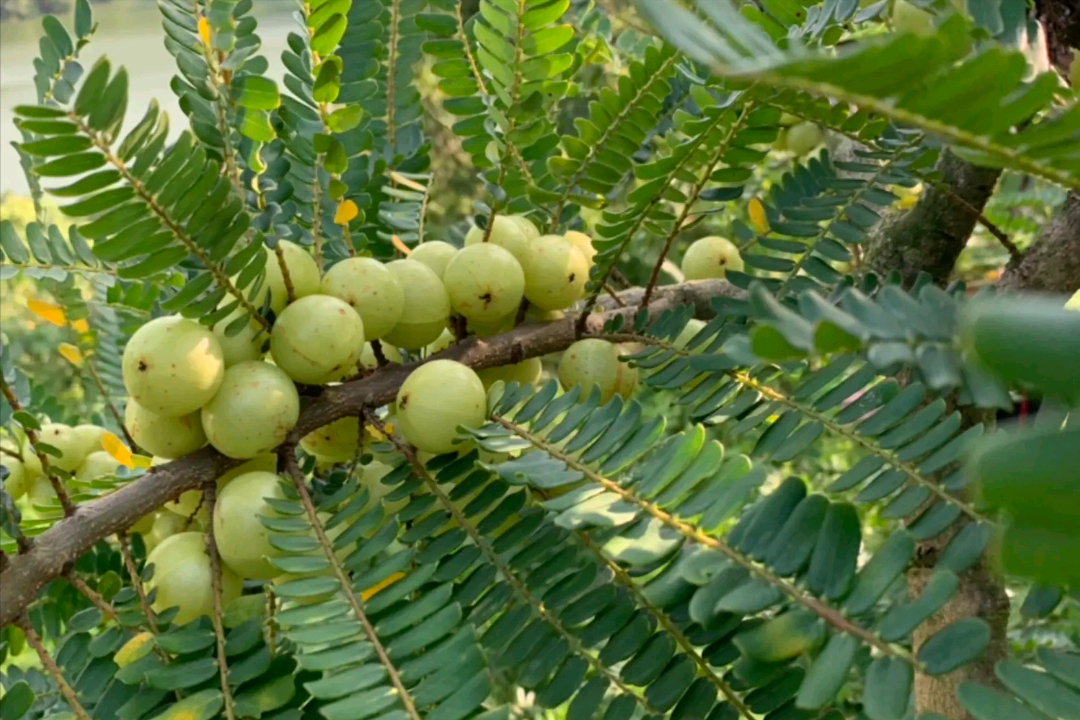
[0, 279, 743, 628]
[998, 190, 1080, 295]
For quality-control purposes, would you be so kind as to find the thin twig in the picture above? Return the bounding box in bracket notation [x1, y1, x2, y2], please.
[202, 480, 237, 720]
[18, 614, 93, 720]
[284, 451, 423, 720]
[929, 180, 1020, 260]
[66, 572, 120, 624]
[118, 532, 160, 636]
[0, 377, 75, 516]
[82, 360, 138, 451]
[274, 244, 297, 305]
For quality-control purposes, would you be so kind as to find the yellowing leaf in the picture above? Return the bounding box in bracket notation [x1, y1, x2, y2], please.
[132, 455, 154, 469]
[391, 235, 412, 256]
[748, 198, 769, 234]
[71, 318, 90, 333]
[115, 632, 154, 668]
[361, 572, 404, 601]
[334, 199, 358, 225]
[197, 16, 211, 46]
[27, 299, 67, 327]
[102, 432, 134, 469]
[59, 343, 84, 367]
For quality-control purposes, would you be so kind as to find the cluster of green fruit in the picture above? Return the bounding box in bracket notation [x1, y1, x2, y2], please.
[773, 114, 825, 157]
[6, 224, 744, 625]
[1, 423, 122, 510]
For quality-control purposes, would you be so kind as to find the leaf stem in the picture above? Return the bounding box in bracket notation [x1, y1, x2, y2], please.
[202, 480, 237, 720]
[17, 614, 93, 720]
[118, 532, 160, 636]
[0, 376, 75, 517]
[283, 452, 423, 720]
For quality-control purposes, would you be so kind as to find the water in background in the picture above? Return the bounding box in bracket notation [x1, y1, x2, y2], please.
[0, 0, 297, 195]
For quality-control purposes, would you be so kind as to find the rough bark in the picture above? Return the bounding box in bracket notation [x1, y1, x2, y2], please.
[998, 190, 1080, 295]
[0, 278, 743, 629]
[1036, 0, 1080, 76]
[864, 150, 1003, 286]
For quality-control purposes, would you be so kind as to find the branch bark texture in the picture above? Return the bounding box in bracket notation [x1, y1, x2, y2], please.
[998, 190, 1080, 295]
[0, 279, 742, 629]
[864, 150, 1002, 286]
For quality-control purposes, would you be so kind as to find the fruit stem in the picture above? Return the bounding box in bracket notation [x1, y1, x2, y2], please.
[202, 480, 238, 720]
[118, 532, 161, 637]
[371, 340, 389, 367]
[65, 572, 120, 624]
[81, 358, 140, 452]
[18, 613, 94, 720]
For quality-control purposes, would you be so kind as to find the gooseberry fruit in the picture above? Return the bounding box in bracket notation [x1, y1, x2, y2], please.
[301, 417, 363, 463]
[145, 510, 188, 551]
[262, 240, 321, 314]
[785, 121, 824, 156]
[1, 433, 40, 479]
[892, 0, 934, 33]
[396, 360, 487, 453]
[212, 307, 265, 367]
[521, 234, 589, 311]
[38, 423, 86, 472]
[468, 313, 515, 338]
[477, 358, 542, 389]
[509, 215, 540, 242]
[1066, 290, 1080, 311]
[408, 241, 458, 279]
[123, 316, 225, 417]
[125, 399, 206, 459]
[382, 260, 451, 349]
[201, 361, 300, 459]
[213, 471, 285, 580]
[320, 257, 405, 340]
[71, 424, 107, 459]
[359, 342, 403, 369]
[1, 456, 28, 500]
[426, 328, 455, 356]
[74, 451, 121, 485]
[681, 236, 744, 280]
[271, 295, 365, 385]
[558, 339, 638, 404]
[464, 215, 531, 263]
[165, 454, 274, 518]
[674, 319, 706, 350]
[563, 230, 597, 268]
[145, 531, 242, 625]
[443, 243, 526, 322]
[28, 475, 59, 508]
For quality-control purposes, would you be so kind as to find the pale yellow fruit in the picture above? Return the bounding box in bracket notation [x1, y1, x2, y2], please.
[359, 342, 403, 368]
[122, 316, 225, 417]
[509, 215, 540, 242]
[146, 532, 242, 625]
[674, 319, 706, 350]
[396, 360, 487, 454]
[892, 0, 934, 33]
[271, 294, 365, 385]
[785, 122, 824, 156]
[131, 512, 156, 535]
[520, 235, 589, 311]
[681, 236, 744, 280]
[1065, 290, 1080, 311]
[301, 417, 363, 463]
[214, 471, 285, 580]
[75, 451, 121, 485]
[28, 475, 59, 508]
[165, 454, 275, 518]
[1, 433, 41, 478]
[38, 423, 86, 472]
[145, 510, 187, 551]
[262, 240, 321, 314]
[382, 260, 451, 349]
[321, 257, 405, 340]
[408, 241, 458, 279]
[212, 307, 265, 367]
[125, 399, 206, 459]
[468, 313, 515, 338]
[201, 361, 300, 459]
[563, 230, 597, 268]
[1, 456, 28, 500]
[464, 215, 531, 263]
[477, 358, 542, 389]
[559, 339, 637, 404]
[525, 306, 564, 324]
[71, 425, 108, 460]
[426, 328, 456, 356]
[444, 243, 526, 322]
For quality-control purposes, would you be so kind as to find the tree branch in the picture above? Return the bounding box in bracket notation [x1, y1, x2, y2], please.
[0, 279, 743, 629]
[863, 150, 1002, 286]
[998, 190, 1080, 295]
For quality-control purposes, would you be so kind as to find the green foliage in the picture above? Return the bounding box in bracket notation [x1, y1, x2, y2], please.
[2, 1, 1079, 720]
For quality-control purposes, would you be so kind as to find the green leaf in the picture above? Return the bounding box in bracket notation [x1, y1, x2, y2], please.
[146, 689, 222, 720]
[313, 57, 343, 103]
[233, 674, 296, 717]
[145, 657, 219, 690]
[957, 682, 1052, 720]
[75, 57, 111, 117]
[311, 14, 347, 54]
[326, 106, 363, 133]
[995, 659, 1080, 720]
[1037, 648, 1080, 690]
[233, 76, 281, 110]
[844, 529, 914, 615]
[917, 618, 991, 675]
[863, 657, 912, 720]
[796, 632, 859, 710]
[75, 0, 94, 38]
[733, 610, 825, 662]
[0, 680, 34, 720]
